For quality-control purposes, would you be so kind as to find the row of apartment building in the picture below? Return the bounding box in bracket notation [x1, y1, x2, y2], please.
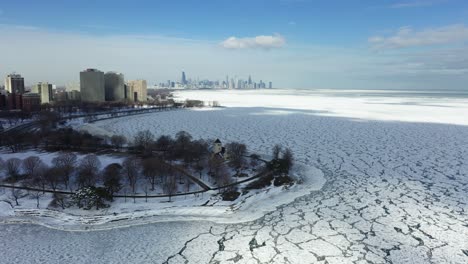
[80, 69, 147, 103]
[1, 70, 148, 111]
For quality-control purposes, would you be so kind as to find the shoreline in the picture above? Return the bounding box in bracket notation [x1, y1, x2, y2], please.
[0, 164, 326, 232]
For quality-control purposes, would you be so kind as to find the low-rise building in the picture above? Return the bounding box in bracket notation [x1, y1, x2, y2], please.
[212, 139, 229, 160]
[22, 93, 41, 112]
[7, 93, 23, 110]
[127, 80, 147, 102]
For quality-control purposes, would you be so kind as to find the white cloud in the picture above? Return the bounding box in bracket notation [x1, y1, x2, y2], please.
[369, 24, 468, 49]
[0, 25, 291, 87]
[288, 21, 296, 26]
[0, 24, 466, 90]
[390, 1, 437, 8]
[221, 34, 286, 50]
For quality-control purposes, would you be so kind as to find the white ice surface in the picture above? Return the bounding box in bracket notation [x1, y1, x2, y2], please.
[174, 89, 468, 126]
[0, 89, 467, 264]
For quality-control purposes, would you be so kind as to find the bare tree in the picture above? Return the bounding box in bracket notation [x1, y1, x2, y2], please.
[5, 158, 22, 179]
[272, 144, 282, 160]
[163, 174, 178, 202]
[208, 156, 224, 177]
[102, 163, 122, 197]
[36, 111, 60, 134]
[45, 166, 62, 191]
[22, 156, 43, 179]
[29, 190, 44, 208]
[142, 158, 164, 191]
[185, 179, 193, 193]
[226, 142, 247, 170]
[155, 135, 174, 152]
[133, 130, 155, 152]
[0, 157, 4, 174]
[77, 155, 101, 188]
[188, 140, 209, 165]
[282, 148, 294, 173]
[194, 158, 206, 179]
[111, 135, 127, 149]
[217, 166, 232, 193]
[122, 157, 141, 193]
[174, 131, 193, 159]
[143, 184, 149, 203]
[52, 152, 77, 189]
[50, 193, 68, 209]
[250, 155, 260, 168]
[3, 131, 24, 153]
[26, 163, 48, 193]
[9, 187, 26, 206]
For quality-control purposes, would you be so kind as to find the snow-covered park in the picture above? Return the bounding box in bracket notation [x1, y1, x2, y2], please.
[1, 89, 468, 263]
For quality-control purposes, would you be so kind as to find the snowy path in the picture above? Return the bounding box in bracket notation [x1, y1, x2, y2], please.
[1, 93, 468, 263]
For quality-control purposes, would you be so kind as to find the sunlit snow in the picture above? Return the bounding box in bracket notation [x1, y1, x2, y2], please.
[1, 89, 467, 263]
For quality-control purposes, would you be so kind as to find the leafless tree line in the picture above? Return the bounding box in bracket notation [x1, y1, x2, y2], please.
[0, 153, 190, 204]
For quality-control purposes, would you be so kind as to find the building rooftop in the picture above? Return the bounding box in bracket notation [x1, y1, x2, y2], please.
[83, 68, 102, 73]
[23, 92, 40, 97]
[6, 74, 23, 78]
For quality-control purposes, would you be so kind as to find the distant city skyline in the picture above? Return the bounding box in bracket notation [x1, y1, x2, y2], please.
[158, 71, 273, 89]
[1, 70, 273, 90]
[0, 1, 468, 90]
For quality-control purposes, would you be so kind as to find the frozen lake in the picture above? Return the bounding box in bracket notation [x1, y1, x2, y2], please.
[1, 89, 468, 263]
[0, 222, 213, 264]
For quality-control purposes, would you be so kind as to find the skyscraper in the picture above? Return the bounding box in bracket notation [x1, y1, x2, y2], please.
[104, 72, 125, 101]
[259, 80, 264, 89]
[230, 79, 235, 89]
[80, 68, 105, 102]
[269, 82, 273, 89]
[181, 71, 187, 85]
[248, 75, 252, 85]
[32, 82, 53, 103]
[5, 74, 25, 94]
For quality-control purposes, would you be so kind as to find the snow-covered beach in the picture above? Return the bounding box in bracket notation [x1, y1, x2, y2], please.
[1, 89, 468, 263]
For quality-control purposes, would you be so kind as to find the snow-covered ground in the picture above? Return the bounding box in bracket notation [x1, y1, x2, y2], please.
[0, 149, 323, 230]
[1, 89, 468, 263]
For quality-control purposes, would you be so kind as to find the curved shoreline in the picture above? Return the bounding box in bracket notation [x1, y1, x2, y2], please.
[0, 164, 326, 232]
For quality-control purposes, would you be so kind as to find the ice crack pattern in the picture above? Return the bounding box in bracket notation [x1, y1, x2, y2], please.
[1, 104, 468, 264]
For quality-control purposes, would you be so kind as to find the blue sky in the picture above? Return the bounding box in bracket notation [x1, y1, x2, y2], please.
[1, 0, 468, 90]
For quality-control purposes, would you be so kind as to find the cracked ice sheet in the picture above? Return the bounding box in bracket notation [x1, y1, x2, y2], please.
[0, 222, 213, 264]
[1, 89, 468, 263]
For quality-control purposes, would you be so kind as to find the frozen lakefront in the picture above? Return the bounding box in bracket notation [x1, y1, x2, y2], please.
[1, 89, 468, 263]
